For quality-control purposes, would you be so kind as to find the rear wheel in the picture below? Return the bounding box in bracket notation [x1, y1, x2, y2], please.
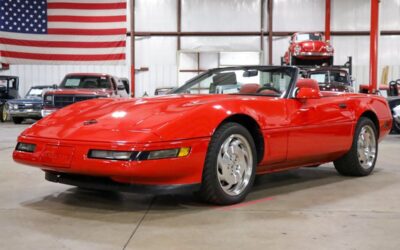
[334, 117, 378, 176]
[12, 117, 24, 124]
[391, 117, 400, 134]
[199, 122, 256, 205]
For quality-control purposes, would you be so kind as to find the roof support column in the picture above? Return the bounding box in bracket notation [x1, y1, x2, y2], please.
[369, 0, 380, 94]
[325, 0, 331, 41]
[130, 0, 135, 97]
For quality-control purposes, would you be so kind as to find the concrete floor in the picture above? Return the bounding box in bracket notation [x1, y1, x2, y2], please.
[1, 122, 400, 250]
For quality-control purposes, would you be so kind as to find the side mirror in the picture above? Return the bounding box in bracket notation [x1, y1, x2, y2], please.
[295, 87, 321, 100]
[117, 85, 125, 91]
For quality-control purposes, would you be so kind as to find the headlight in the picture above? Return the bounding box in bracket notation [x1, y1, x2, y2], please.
[16, 143, 36, 153]
[88, 150, 133, 161]
[44, 95, 53, 105]
[294, 45, 301, 54]
[88, 147, 191, 161]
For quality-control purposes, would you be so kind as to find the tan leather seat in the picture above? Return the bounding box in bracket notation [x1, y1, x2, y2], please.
[239, 84, 260, 94]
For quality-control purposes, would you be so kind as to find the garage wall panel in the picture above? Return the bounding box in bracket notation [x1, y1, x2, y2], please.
[181, 36, 261, 51]
[381, 0, 400, 30]
[134, 0, 177, 32]
[273, 0, 324, 32]
[182, 0, 261, 32]
[332, 0, 370, 31]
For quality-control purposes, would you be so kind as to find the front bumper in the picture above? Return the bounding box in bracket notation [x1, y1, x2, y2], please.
[13, 136, 210, 186]
[41, 108, 58, 117]
[9, 109, 41, 118]
[294, 52, 333, 57]
[45, 171, 201, 194]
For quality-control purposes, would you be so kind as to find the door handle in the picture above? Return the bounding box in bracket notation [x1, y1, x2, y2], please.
[338, 103, 347, 109]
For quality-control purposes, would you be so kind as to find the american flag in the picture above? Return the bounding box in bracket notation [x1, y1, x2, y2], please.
[0, 0, 126, 64]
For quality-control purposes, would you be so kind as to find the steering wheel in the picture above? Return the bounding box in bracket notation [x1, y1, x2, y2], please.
[256, 83, 281, 94]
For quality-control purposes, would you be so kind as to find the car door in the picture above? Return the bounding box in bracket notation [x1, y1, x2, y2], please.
[285, 95, 354, 165]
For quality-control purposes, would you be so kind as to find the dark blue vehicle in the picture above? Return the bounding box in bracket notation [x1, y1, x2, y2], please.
[8, 85, 55, 124]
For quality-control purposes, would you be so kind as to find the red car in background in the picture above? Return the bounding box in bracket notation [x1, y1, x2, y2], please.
[13, 66, 392, 205]
[284, 32, 334, 66]
[42, 73, 129, 117]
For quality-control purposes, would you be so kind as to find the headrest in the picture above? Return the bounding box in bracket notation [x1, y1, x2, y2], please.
[296, 78, 319, 89]
[212, 72, 237, 86]
[239, 84, 260, 94]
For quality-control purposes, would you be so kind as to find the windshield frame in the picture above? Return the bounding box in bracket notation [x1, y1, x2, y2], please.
[295, 33, 323, 42]
[171, 66, 299, 99]
[308, 70, 350, 85]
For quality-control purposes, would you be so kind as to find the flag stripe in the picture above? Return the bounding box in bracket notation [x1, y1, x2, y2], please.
[49, 0, 125, 3]
[48, 2, 126, 10]
[48, 9, 125, 16]
[47, 28, 126, 35]
[0, 31, 124, 42]
[0, 58, 126, 65]
[48, 21, 126, 29]
[0, 37, 125, 48]
[48, 15, 126, 22]
[1, 51, 125, 61]
[1, 45, 125, 55]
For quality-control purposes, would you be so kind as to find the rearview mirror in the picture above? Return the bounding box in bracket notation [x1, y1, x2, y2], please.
[295, 87, 321, 100]
[243, 70, 258, 77]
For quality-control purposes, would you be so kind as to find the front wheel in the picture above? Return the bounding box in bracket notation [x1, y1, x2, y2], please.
[334, 117, 378, 176]
[199, 122, 257, 205]
[12, 117, 24, 124]
[0, 104, 7, 123]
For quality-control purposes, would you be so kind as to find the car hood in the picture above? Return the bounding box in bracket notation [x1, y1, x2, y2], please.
[45, 88, 112, 96]
[8, 97, 42, 104]
[21, 94, 248, 143]
[296, 41, 328, 52]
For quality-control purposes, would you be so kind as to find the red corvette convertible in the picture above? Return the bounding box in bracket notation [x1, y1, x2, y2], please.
[13, 66, 392, 205]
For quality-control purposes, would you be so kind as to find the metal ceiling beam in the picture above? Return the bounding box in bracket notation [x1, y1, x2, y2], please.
[128, 30, 400, 37]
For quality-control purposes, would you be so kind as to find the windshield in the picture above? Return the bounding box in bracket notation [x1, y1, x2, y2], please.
[26, 88, 46, 97]
[309, 71, 349, 85]
[173, 67, 296, 97]
[296, 33, 322, 42]
[60, 76, 110, 89]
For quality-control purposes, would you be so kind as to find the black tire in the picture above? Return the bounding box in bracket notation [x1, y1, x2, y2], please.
[199, 122, 257, 205]
[12, 117, 24, 124]
[0, 104, 6, 123]
[334, 117, 378, 176]
[291, 56, 297, 65]
[391, 117, 400, 134]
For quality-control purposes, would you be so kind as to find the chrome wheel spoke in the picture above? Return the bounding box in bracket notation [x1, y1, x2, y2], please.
[357, 125, 377, 169]
[216, 134, 253, 196]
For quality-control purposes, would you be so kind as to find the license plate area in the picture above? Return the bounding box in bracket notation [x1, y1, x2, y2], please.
[40, 145, 75, 168]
